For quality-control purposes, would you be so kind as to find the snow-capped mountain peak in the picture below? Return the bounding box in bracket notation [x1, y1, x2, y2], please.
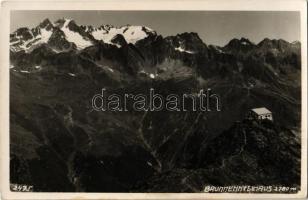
[10, 18, 157, 52]
[87, 24, 156, 47]
[55, 19, 93, 50]
[10, 22, 54, 52]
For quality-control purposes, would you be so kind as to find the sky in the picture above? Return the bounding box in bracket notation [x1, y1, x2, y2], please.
[11, 11, 300, 46]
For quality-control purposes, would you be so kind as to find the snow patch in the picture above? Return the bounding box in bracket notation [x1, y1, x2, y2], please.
[10, 40, 20, 45]
[215, 47, 224, 53]
[139, 70, 158, 79]
[20, 70, 30, 73]
[139, 70, 146, 74]
[68, 73, 76, 77]
[61, 19, 93, 50]
[107, 67, 114, 73]
[175, 46, 194, 54]
[52, 49, 59, 53]
[91, 25, 153, 46]
[40, 28, 53, 43]
[149, 73, 155, 79]
[110, 42, 122, 48]
[122, 26, 150, 44]
[10, 27, 53, 52]
[218, 49, 224, 53]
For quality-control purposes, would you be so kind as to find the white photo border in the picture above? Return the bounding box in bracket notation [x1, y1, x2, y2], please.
[0, 0, 307, 199]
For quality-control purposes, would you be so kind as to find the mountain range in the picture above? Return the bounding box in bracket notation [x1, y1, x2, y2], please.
[10, 18, 301, 192]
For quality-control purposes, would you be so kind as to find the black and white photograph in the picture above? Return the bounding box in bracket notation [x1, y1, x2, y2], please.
[0, 0, 307, 199]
